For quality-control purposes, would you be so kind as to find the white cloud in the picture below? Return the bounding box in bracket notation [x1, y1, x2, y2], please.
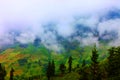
[81, 33, 99, 46]
[0, 0, 120, 49]
[98, 18, 120, 35]
[97, 18, 120, 46]
[0, 0, 120, 24]
[16, 32, 36, 44]
[75, 15, 99, 28]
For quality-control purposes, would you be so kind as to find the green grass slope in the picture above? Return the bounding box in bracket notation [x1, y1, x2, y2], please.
[0, 44, 109, 79]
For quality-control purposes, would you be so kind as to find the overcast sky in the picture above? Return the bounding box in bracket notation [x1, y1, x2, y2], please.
[0, 0, 120, 50]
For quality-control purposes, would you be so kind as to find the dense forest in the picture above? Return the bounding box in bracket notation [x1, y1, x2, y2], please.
[0, 46, 120, 80]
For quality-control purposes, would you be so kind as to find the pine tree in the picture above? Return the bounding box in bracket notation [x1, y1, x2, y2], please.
[116, 47, 120, 79]
[0, 63, 6, 80]
[108, 47, 120, 79]
[59, 63, 66, 74]
[51, 60, 55, 76]
[108, 47, 115, 79]
[82, 60, 85, 68]
[10, 68, 14, 80]
[90, 45, 101, 80]
[68, 56, 72, 73]
[80, 60, 88, 80]
[46, 61, 52, 80]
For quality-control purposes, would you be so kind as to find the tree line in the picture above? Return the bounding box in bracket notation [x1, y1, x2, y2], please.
[0, 46, 120, 80]
[46, 46, 120, 80]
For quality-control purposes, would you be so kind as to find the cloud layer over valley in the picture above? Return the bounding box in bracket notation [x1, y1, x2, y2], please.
[0, 0, 120, 51]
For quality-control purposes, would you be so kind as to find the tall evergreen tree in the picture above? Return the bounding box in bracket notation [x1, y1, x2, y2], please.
[0, 63, 6, 80]
[10, 68, 14, 80]
[90, 45, 101, 80]
[51, 60, 55, 76]
[108, 47, 115, 79]
[80, 60, 88, 80]
[108, 47, 120, 79]
[68, 56, 72, 73]
[116, 47, 120, 79]
[46, 61, 52, 80]
[59, 63, 66, 74]
[82, 60, 86, 68]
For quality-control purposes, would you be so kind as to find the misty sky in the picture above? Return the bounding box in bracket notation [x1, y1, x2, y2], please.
[0, 0, 120, 50]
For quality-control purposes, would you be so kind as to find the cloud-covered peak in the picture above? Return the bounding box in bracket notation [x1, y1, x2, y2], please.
[0, 0, 120, 51]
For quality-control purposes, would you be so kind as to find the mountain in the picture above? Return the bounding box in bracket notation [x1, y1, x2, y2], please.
[0, 10, 119, 79]
[0, 42, 109, 79]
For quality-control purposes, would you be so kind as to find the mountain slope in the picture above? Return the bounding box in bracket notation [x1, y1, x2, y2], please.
[0, 44, 109, 79]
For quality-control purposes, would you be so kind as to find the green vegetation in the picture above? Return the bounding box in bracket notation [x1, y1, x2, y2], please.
[0, 44, 120, 80]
